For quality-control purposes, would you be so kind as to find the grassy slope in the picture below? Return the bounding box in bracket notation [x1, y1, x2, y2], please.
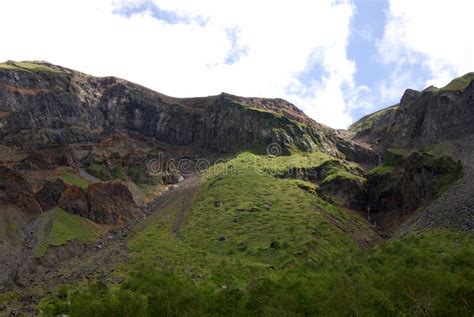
[126, 152, 376, 288]
[35, 208, 105, 256]
[0, 61, 61, 73]
[59, 172, 90, 190]
[441, 72, 474, 91]
[348, 104, 399, 133]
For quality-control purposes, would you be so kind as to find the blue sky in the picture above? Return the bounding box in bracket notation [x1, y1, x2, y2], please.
[1, 0, 473, 128]
[348, 0, 391, 119]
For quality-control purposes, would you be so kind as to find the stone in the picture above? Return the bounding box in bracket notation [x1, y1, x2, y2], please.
[58, 184, 88, 216]
[36, 179, 66, 211]
[87, 182, 141, 224]
[0, 167, 42, 214]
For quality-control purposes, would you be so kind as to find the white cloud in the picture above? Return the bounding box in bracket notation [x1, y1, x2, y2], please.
[0, 0, 358, 129]
[378, 0, 474, 95]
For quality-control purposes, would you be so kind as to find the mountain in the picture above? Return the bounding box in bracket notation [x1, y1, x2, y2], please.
[0, 61, 473, 316]
[349, 74, 474, 234]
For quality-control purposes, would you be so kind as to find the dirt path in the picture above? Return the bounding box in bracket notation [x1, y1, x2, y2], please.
[171, 176, 199, 236]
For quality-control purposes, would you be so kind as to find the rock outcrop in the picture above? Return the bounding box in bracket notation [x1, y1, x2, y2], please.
[367, 151, 462, 213]
[87, 182, 140, 224]
[0, 61, 359, 159]
[0, 167, 42, 214]
[317, 174, 367, 211]
[351, 77, 474, 151]
[56, 182, 140, 224]
[35, 179, 67, 211]
[58, 184, 89, 217]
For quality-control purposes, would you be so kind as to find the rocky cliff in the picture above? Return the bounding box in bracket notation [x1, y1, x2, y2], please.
[350, 73, 474, 151]
[0, 61, 349, 157]
[1, 61, 474, 314]
[350, 73, 474, 234]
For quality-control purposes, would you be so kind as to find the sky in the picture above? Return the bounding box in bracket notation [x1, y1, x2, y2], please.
[0, 0, 473, 129]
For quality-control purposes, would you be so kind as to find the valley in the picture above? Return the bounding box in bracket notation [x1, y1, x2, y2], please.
[0, 61, 473, 316]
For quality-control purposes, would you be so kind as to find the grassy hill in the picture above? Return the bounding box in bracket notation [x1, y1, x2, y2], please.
[38, 152, 474, 316]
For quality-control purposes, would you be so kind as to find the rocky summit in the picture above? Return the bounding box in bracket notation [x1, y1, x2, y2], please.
[0, 61, 473, 316]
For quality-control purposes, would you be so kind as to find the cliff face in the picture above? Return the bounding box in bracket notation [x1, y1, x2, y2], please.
[0, 61, 377, 226]
[350, 73, 474, 234]
[0, 62, 472, 237]
[351, 75, 474, 151]
[0, 61, 347, 157]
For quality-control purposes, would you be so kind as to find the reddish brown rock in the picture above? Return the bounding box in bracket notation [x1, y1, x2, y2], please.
[19, 146, 77, 170]
[0, 166, 42, 213]
[58, 184, 88, 216]
[87, 182, 140, 224]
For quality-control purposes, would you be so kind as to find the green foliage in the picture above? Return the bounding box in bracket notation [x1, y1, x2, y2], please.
[60, 172, 90, 190]
[321, 169, 365, 184]
[129, 162, 160, 185]
[87, 162, 111, 181]
[369, 164, 395, 176]
[42, 230, 474, 316]
[383, 148, 408, 166]
[111, 166, 127, 181]
[128, 163, 146, 183]
[35, 208, 104, 256]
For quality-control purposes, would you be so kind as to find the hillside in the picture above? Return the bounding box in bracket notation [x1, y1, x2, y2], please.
[0, 62, 473, 316]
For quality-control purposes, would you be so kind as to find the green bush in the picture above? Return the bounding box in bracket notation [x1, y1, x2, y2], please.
[41, 230, 474, 316]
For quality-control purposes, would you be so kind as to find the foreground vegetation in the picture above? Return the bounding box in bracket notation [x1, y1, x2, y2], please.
[41, 230, 474, 316]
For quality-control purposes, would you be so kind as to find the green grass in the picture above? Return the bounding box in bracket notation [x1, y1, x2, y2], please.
[321, 170, 365, 184]
[111, 166, 127, 181]
[60, 172, 90, 190]
[440, 72, 474, 91]
[42, 229, 474, 316]
[253, 151, 363, 181]
[6, 222, 20, 246]
[348, 104, 399, 132]
[35, 208, 104, 256]
[369, 164, 395, 176]
[124, 152, 375, 289]
[86, 162, 110, 180]
[259, 151, 332, 174]
[0, 61, 62, 73]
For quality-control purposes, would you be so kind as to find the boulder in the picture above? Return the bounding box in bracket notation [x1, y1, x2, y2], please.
[87, 182, 140, 224]
[317, 174, 367, 211]
[58, 184, 88, 216]
[0, 167, 42, 213]
[35, 179, 66, 211]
